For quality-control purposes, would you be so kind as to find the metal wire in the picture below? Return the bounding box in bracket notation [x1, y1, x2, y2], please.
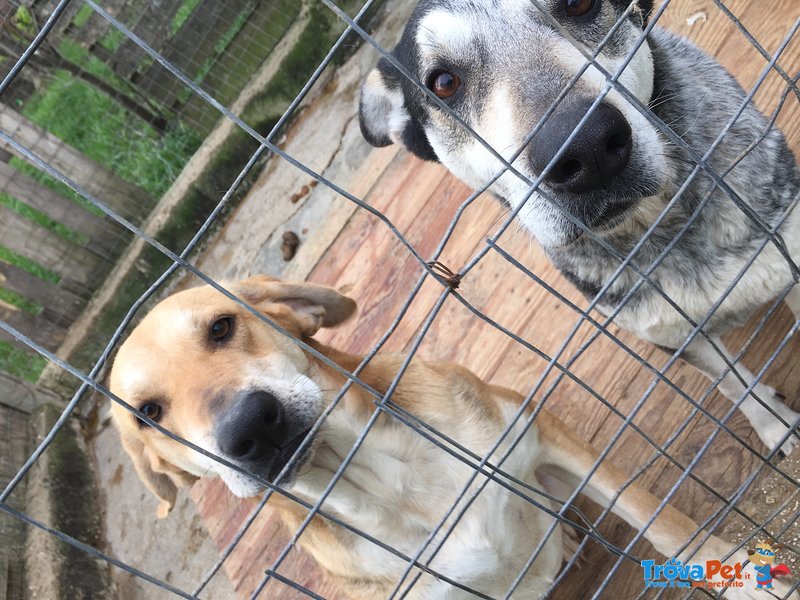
[1, 0, 799, 598]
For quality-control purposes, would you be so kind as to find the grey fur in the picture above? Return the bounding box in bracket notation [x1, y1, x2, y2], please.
[359, 0, 800, 453]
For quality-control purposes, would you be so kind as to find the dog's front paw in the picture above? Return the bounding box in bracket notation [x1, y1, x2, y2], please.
[749, 386, 800, 457]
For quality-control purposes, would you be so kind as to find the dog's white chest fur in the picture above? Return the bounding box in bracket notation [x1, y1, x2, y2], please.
[291, 401, 564, 598]
[590, 203, 800, 348]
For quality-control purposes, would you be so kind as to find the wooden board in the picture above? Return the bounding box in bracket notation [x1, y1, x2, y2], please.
[190, 1, 800, 598]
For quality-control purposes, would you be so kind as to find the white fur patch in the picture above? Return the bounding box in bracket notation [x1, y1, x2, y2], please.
[415, 9, 476, 70]
[361, 69, 408, 144]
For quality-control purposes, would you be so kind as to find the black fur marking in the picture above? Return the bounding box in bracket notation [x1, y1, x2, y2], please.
[401, 120, 438, 161]
[560, 269, 626, 307]
[561, 269, 602, 300]
[654, 343, 680, 357]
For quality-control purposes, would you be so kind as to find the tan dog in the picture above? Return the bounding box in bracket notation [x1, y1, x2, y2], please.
[109, 276, 795, 599]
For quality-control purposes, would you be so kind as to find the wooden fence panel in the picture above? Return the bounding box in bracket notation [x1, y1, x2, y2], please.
[0, 370, 59, 412]
[0, 262, 85, 324]
[0, 302, 66, 352]
[0, 203, 110, 353]
[0, 204, 111, 289]
[0, 106, 155, 225]
[0, 161, 128, 260]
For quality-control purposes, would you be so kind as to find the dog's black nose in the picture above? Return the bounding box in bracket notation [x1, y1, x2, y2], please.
[215, 390, 282, 462]
[529, 101, 632, 194]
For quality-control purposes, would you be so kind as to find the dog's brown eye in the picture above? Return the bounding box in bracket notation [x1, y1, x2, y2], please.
[137, 402, 162, 427]
[565, 0, 596, 17]
[427, 71, 461, 99]
[210, 316, 233, 342]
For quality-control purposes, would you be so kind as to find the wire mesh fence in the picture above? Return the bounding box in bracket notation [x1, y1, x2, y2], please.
[0, 0, 799, 598]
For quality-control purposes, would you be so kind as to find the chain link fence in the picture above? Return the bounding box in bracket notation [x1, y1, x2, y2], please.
[1, 0, 799, 598]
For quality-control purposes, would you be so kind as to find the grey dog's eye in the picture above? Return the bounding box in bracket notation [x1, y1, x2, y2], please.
[565, 0, 596, 17]
[210, 316, 234, 342]
[427, 71, 461, 99]
[137, 402, 162, 427]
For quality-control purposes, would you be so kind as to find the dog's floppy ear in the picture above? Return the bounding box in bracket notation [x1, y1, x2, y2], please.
[119, 430, 196, 518]
[236, 275, 357, 337]
[359, 59, 438, 162]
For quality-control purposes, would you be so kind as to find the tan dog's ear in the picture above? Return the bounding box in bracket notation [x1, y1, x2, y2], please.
[119, 431, 196, 518]
[236, 275, 357, 337]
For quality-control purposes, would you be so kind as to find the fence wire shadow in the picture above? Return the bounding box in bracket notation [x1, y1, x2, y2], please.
[0, 0, 799, 598]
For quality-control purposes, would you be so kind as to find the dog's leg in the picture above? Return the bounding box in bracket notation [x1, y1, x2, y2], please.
[536, 410, 797, 599]
[681, 335, 799, 456]
[539, 470, 584, 566]
[537, 409, 723, 562]
[786, 284, 800, 321]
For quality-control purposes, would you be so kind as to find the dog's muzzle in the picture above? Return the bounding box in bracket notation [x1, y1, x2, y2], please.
[214, 390, 312, 484]
[529, 100, 632, 195]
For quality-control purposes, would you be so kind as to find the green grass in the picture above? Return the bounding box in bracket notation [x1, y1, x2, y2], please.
[99, 28, 125, 53]
[13, 6, 35, 35]
[72, 5, 94, 28]
[0, 288, 42, 315]
[20, 36, 202, 198]
[170, 0, 203, 36]
[0, 193, 87, 245]
[58, 38, 126, 86]
[0, 246, 60, 283]
[21, 71, 201, 197]
[0, 341, 46, 382]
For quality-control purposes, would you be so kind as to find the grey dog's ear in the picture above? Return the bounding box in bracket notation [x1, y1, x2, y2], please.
[359, 59, 439, 162]
[119, 430, 196, 518]
[236, 275, 357, 337]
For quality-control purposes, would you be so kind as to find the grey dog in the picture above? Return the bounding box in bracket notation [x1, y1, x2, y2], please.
[358, 0, 800, 454]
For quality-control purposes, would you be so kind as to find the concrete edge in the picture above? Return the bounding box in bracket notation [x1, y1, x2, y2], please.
[24, 404, 114, 599]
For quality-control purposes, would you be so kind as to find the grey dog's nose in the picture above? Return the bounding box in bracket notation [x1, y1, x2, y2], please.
[215, 390, 282, 462]
[529, 101, 632, 194]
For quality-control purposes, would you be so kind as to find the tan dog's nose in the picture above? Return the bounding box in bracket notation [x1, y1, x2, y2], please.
[215, 390, 283, 463]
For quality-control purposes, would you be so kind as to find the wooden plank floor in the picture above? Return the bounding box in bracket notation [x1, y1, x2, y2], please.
[190, 1, 800, 598]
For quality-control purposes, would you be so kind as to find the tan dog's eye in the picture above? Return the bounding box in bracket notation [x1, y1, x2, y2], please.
[210, 316, 234, 342]
[427, 71, 461, 99]
[136, 402, 162, 427]
[565, 0, 597, 17]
